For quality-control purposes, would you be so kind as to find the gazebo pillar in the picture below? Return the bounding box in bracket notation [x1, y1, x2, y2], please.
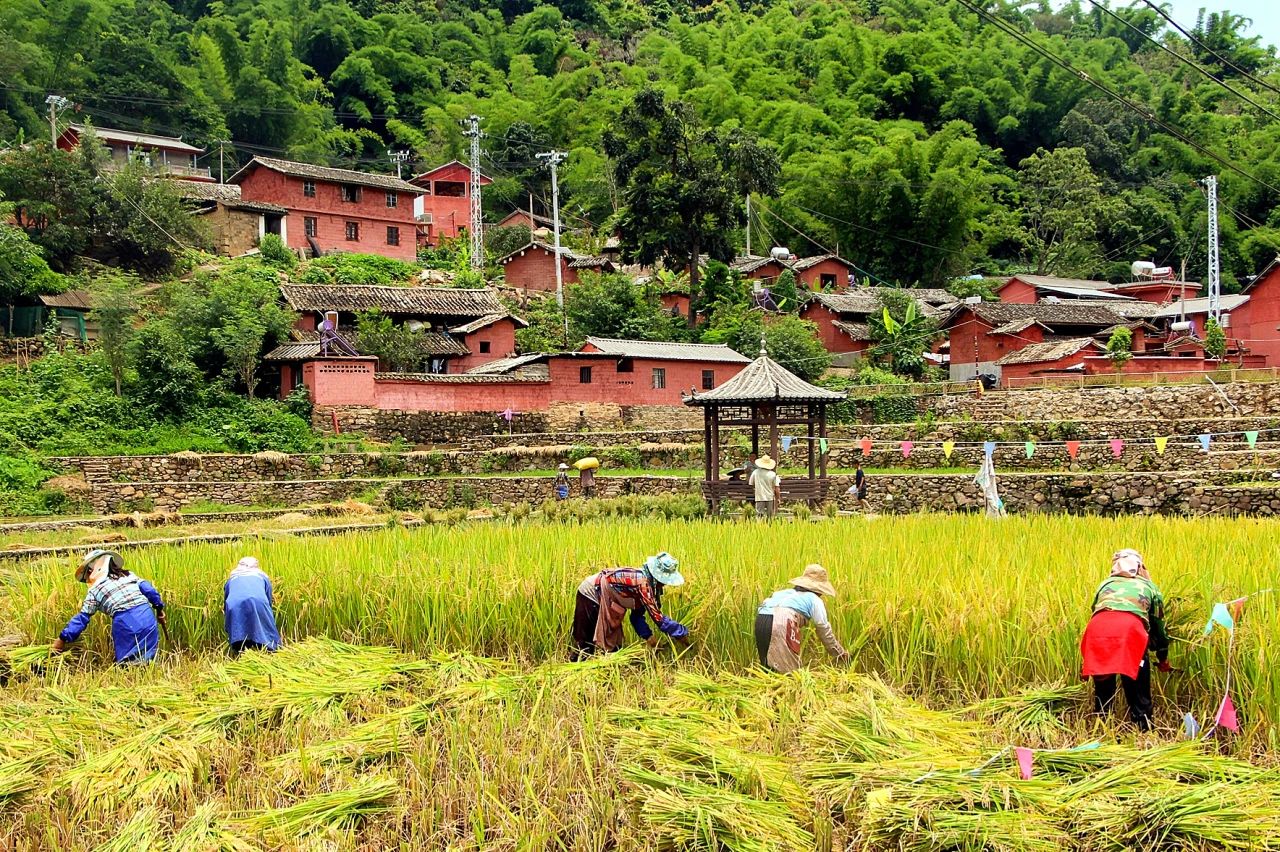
[807, 403, 816, 480]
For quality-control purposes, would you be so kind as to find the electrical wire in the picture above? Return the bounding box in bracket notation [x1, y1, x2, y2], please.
[1136, 0, 1280, 98]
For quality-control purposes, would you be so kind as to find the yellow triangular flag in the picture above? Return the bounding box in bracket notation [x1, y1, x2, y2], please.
[942, 440, 955, 460]
[1155, 436, 1169, 454]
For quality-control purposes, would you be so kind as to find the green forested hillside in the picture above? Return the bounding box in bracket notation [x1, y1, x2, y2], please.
[2, 0, 1279, 285]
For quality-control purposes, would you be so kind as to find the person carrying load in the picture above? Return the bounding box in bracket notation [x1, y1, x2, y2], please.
[572, 552, 691, 659]
[755, 564, 849, 672]
[52, 549, 167, 664]
[1079, 548, 1171, 730]
[224, 556, 281, 656]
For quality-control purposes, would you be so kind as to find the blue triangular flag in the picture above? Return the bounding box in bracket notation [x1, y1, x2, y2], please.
[781, 436, 793, 452]
[1069, 741, 1101, 752]
[1203, 602, 1235, 636]
[983, 441, 996, 458]
[1183, 713, 1200, 739]
[1198, 433, 1211, 452]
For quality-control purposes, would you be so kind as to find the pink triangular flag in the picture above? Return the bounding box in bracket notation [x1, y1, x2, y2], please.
[901, 440, 913, 458]
[1110, 438, 1124, 458]
[1217, 695, 1239, 732]
[859, 437, 872, 456]
[1014, 747, 1034, 780]
[1065, 441, 1081, 460]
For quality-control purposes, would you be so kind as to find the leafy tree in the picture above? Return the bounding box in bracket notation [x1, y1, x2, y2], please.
[0, 197, 64, 306]
[604, 88, 779, 322]
[565, 272, 684, 343]
[486, 225, 533, 263]
[128, 320, 204, 419]
[1106, 326, 1133, 372]
[701, 305, 829, 382]
[87, 273, 139, 396]
[869, 291, 938, 379]
[1204, 317, 1227, 359]
[94, 160, 208, 273]
[354, 310, 430, 372]
[0, 142, 100, 270]
[1015, 147, 1119, 277]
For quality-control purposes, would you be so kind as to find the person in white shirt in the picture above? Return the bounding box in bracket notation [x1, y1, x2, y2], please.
[747, 454, 781, 518]
[755, 564, 848, 672]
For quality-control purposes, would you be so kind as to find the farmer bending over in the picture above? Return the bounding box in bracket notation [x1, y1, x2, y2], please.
[756, 564, 849, 672]
[1079, 548, 1171, 730]
[572, 552, 691, 659]
[224, 556, 281, 656]
[52, 549, 167, 664]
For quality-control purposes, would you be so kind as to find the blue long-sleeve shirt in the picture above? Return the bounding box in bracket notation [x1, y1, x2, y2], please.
[60, 574, 163, 643]
[224, 570, 281, 650]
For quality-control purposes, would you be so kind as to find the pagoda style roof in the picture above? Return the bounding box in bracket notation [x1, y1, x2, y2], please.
[685, 345, 845, 405]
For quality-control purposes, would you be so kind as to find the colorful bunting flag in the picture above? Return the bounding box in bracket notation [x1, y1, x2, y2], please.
[1025, 441, 1035, 459]
[1183, 713, 1201, 739]
[942, 440, 955, 460]
[501, 408, 514, 422]
[1198, 433, 1211, 452]
[1228, 596, 1248, 622]
[1065, 441, 1081, 460]
[983, 441, 996, 459]
[1155, 436, 1169, 454]
[781, 436, 793, 452]
[859, 437, 872, 456]
[1203, 602, 1235, 636]
[1110, 438, 1124, 458]
[1217, 695, 1240, 733]
[1014, 747, 1034, 780]
[901, 440, 913, 458]
[1246, 430, 1259, 449]
[819, 438, 829, 455]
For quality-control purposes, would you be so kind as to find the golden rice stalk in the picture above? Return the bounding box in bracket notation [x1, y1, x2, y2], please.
[857, 787, 1072, 852]
[170, 802, 261, 852]
[233, 775, 399, 838]
[961, 681, 1086, 744]
[98, 806, 163, 852]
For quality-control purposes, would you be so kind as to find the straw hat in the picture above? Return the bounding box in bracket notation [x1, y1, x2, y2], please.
[558, 463, 569, 470]
[791, 564, 836, 597]
[76, 549, 122, 583]
[755, 455, 777, 471]
[644, 552, 685, 587]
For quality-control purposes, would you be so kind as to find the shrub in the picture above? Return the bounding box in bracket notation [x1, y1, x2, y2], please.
[258, 234, 297, 270]
[299, 253, 420, 286]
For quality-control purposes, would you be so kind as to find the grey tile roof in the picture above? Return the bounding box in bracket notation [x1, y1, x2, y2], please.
[233, 156, 422, 193]
[70, 124, 203, 154]
[1151, 295, 1250, 317]
[225, 199, 289, 215]
[178, 182, 243, 203]
[730, 255, 783, 275]
[807, 292, 881, 315]
[686, 353, 846, 404]
[448, 313, 528, 334]
[583, 337, 751, 364]
[988, 317, 1048, 335]
[280, 285, 504, 317]
[1035, 283, 1133, 300]
[1007, 274, 1116, 291]
[832, 320, 871, 341]
[952, 302, 1127, 328]
[1064, 299, 1165, 320]
[791, 253, 855, 271]
[567, 254, 614, 270]
[994, 337, 1103, 366]
[464, 353, 549, 375]
[264, 329, 469, 361]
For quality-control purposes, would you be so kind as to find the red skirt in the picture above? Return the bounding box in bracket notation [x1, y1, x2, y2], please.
[1080, 610, 1149, 679]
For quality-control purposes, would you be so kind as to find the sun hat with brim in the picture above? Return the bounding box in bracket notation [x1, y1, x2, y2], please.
[558, 463, 569, 470]
[644, 552, 685, 587]
[791, 564, 836, 597]
[77, 549, 122, 582]
[755, 455, 777, 470]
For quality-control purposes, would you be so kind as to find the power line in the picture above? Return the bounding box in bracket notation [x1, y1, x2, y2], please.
[788, 201, 969, 256]
[953, 0, 1280, 196]
[1135, 0, 1280, 98]
[1082, 0, 1280, 124]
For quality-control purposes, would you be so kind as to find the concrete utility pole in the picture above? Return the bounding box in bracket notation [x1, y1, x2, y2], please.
[536, 149, 569, 342]
[45, 94, 69, 144]
[745, 193, 752, 257]
[1204, 175, 1221, 323]
[216, 140, 230, 183]
[462, 115, 484, 270]
[387, 149, 410, 180]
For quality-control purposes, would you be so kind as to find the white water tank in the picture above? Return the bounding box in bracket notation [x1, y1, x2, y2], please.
[770, 246, 790, 260]
[1170, 320, 1194, 333]
[1220, 313, 1231, 328]
[1131, 260, 1156, 278]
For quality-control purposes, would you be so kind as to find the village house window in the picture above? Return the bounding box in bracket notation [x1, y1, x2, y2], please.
[651, 368, 666, 390]
[820, 274, 837, 288]
[303, 180, 315, 198]
[702, 370, 715, 390]
[616, 358, 633, 373]
[386, 226, 400, 246]
[345, 221, 360, 241]
[304, 217, 317, 238]
[479, 341, 491, 353]
[341, 184, 361, 203]
[385, 192, 398, 208]
[429, 358, 447, 374]
[579, 366, 593, 384]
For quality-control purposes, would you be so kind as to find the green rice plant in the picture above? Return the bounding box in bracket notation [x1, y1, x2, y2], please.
[98, 806, 163, 852]
[171, 803, 260, 852]
[961, 681, 1087, 744]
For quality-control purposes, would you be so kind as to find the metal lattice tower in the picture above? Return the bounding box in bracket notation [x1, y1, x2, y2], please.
[463, 115, 484, 270]
[1204, 175, 1221, 323]
[535, 150, 569, 342]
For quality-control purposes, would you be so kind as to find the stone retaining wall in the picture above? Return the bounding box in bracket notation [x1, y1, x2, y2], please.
[930, 382, 1280, 422]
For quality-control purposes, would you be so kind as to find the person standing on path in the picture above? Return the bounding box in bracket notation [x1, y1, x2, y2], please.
[579, 463, 596, 498]
[554, 463, 571, 500]
[571, 553, 691, 658]
[52, 550, 167, 664]
[748, 454, 781, 519]
[854, 462, 867, 500]
[755, 564, 849, 672]
[1079, 548, 1171, 730]
[224, 556, 281, 656]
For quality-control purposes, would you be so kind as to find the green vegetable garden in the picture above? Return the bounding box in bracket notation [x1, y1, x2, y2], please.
[4, 513, 1280, 849]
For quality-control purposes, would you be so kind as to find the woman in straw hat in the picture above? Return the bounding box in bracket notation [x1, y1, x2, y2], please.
[52, 549, 167, 664]
[748, 454, 781, 519]
[554, 463, 571, 500]
[224, 556, 281, 656]
[1080, 548, 1171, 730]
[572, 552, 691, 659]
[755, 564, 849, 673]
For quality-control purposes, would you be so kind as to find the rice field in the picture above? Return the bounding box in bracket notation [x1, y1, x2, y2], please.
[3, 512, 1280, 849]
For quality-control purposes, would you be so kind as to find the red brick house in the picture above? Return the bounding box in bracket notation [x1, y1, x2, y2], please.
[944, 302, 1129, 381]
[179, 182, 288, 256]
[296, 337, 750, 412]
[57, 123, 212, 181]
[1227, 259, 1280, 365]
[266, 284, 524, 394]
[995, 337, 1107, 383]
[730, 254, 859, 290]
[408, 161, 491, 247]
[498, 241, 615, 293]
[997, 274, 1201, 305]
[799, 289, 955, 365]
[230, 156, 422, 261]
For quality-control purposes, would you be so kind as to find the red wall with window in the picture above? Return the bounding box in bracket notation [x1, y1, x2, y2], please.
[501, 247, 582, 293]
[450, 318, 520, 372]
[795, 259, 852, 290]
[797, 303, 868, 354]
[235, 165, 420, 261]
[1226, 268, 1280, 366]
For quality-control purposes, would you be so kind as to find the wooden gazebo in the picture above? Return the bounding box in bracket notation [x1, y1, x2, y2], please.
[683, 342, 846, 511]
